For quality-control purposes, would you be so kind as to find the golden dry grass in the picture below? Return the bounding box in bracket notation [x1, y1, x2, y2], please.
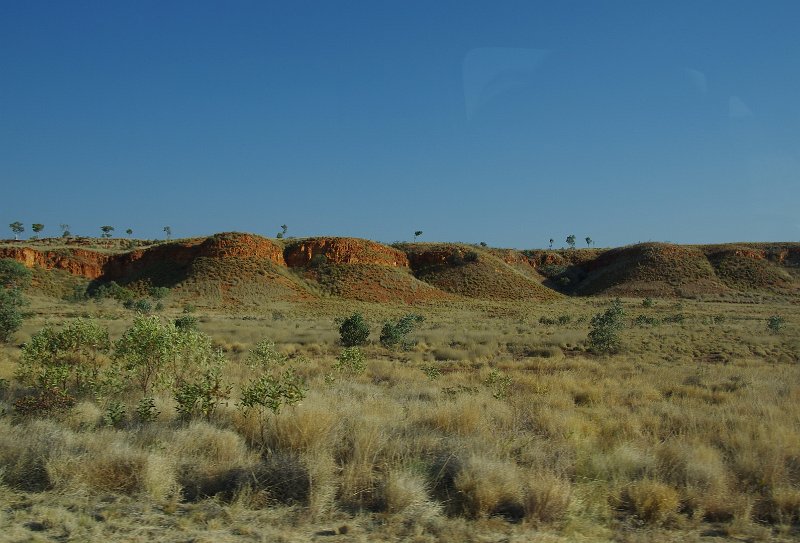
[0, 291, 799, 541]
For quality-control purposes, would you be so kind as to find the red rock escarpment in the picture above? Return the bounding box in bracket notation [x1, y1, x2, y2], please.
[0, 246, 111, 279]
[284, 237, 409, 268]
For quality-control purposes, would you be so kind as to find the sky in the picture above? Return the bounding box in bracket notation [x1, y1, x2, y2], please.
[1, 1, 799, 248]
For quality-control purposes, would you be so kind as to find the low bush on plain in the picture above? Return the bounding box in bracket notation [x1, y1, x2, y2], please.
[380, 313, 424, 349]
[337, 313, 370, 347]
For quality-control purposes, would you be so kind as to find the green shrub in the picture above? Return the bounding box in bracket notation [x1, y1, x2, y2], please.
[663, 313, 685, 324]
[149, 286, 170, 300]
[588, 299, 625, 354]
[338, 313, 370, 347]
[18, 318, 110, 394]
[642, 297, 655, 308]
[463, 251, 479, 263]
[538, 264, 567, 278]
[0, 287, 25, 343]
[239, 369, 307, 415]
[767, 315, 785, 334]
[380, 314, 425, 349]
[90, 281, 135, 303]
[246, 339, 287, 370]
[112, 315, 222, 397]
[539, 315, 571, 326]
[421, 363, 441, 380]
[123, 298, 153, 313]
[174, 315, 198, 331]
[173, 356, 230, 420]
[333, 347, 367, 375]
[484, 369, 513, 399]
[634, 315, 660, 327]
[103, 400, 127, 427]
[0, 259, 32, 289]
[135, 397, 160, 423]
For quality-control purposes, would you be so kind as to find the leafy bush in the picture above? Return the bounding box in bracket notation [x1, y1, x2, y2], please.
[239, 369, 306, 415]
[767, 315, 785, 334]
[421, 363, 441, 380]
[484, 369, 513, 399]
[333, 347, 367, 375]
[642, 297, 655, 308]
[588, 299, 625, 354]
[380, 313, 424, 349]
[634, 315, 660, 327]
[90, 281, 135, 303]
[539, 315, 571, 326]
[0, 287, 25, 343]
[149, 286, 170, 300]
[0, 258, 32, 289]
[173, 356, 230, 420]
[18, 318, 110, 394]
[103, 400, 127, 427]
[174, 315, 198, 331]
[448, 250, 478, 266]
[338, 313, 370, 347]
[246, 339, 287, 370]
[113, 315, 222, 397]
[538, 264, 567, 278]
[123, 298, 153, 313]
[135, 397, 160, 423]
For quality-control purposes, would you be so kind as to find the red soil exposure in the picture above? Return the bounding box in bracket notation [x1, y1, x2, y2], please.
[284, 237, 409, 268]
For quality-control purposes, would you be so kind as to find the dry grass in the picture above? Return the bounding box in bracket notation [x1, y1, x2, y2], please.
[1, 291, 799, 541]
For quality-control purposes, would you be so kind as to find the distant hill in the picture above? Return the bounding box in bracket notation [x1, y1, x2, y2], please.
[1, 234, 798, 306]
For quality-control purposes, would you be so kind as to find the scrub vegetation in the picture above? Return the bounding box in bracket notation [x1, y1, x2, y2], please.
[0, 236, 798, 542]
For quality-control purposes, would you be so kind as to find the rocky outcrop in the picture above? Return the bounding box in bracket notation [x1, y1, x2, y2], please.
[197, 233, 286, 264]
[2, 235, 798, 301]
[284, 237, 408, 268]
[0, 246, 111, 279]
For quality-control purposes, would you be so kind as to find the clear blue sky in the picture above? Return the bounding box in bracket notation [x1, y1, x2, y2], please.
[1, 1, 799, 248]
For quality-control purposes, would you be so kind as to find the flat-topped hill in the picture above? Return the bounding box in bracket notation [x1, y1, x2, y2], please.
[1, 234, 798, 306]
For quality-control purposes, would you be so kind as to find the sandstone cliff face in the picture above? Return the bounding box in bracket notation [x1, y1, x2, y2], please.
[402, 246, 469, 271]
[284, 237, 408, 268]
[2, 236, 798, 302]
[0, 234, 408, 284]
[198, 233, 286, 264]
[0, 246, 111, 279]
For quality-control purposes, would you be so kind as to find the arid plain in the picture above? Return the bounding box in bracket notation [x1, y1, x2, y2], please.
[0, 233, 798, 542]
